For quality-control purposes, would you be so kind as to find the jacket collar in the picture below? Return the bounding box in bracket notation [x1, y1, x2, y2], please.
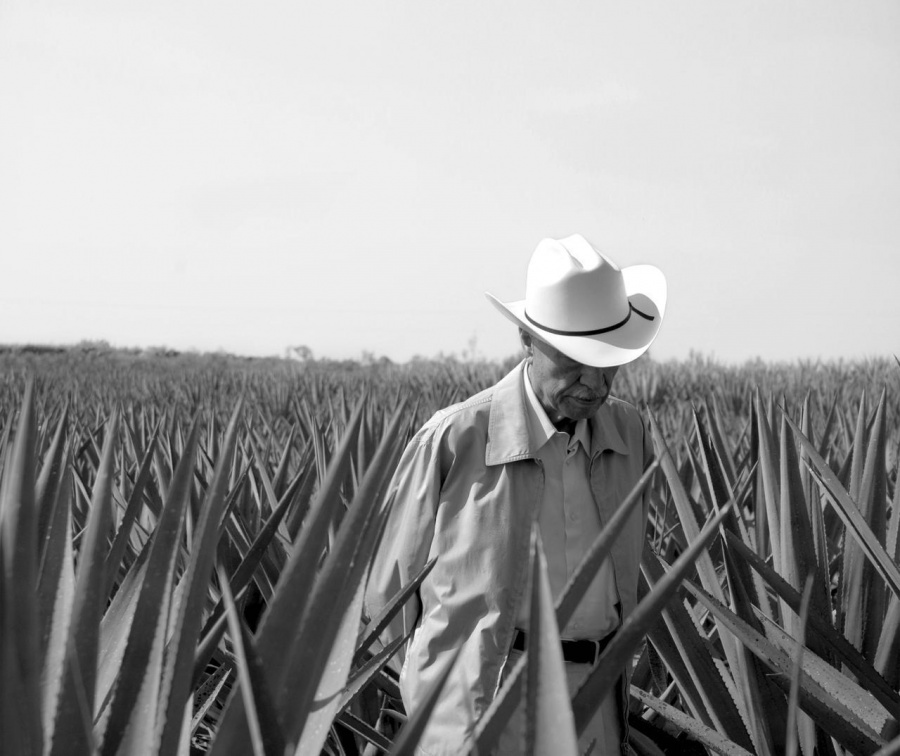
[485, 360, 630, 466]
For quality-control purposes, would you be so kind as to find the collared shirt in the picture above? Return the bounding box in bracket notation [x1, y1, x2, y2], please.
[516, 366, 621, 640]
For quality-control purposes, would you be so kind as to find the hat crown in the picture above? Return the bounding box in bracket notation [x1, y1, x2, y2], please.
[525, 235, 629, 333]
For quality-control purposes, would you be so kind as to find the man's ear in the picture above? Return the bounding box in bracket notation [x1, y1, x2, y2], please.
[518, 328, 533, 354]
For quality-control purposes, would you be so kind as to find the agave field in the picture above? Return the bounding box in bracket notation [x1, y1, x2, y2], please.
[1, 346, 899, 755]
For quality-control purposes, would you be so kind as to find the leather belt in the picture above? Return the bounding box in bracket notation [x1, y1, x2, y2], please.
[511, 628, 614, 666]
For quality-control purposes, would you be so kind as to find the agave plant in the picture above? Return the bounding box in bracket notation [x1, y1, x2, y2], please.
[2, 349, 899, 756]
[626, 391, 900, 755]
[0, 380, 428, 755]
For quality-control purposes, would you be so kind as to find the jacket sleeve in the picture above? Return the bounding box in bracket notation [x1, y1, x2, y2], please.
[364, 419, 443, 666]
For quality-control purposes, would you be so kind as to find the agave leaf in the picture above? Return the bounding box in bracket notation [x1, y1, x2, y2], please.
[726, 530, 900, 715]
[783, 412, 900, 601]
[282, 405, 407, 750]
[355, 556, 437, 667]
[704, 396, 738, 491]
[754, 390, 782, 573]
[839, 392, 870, 641]
[97, 418, 202, 756]
[191, 662, 232, 737]
[191, 467, 289, 688]
[38, 444, 74, 651]
[859, 393, 888, 662]
[692, 408, 732, 517]
[211, 401, 406, 755]
[387, 646, 463, 756]
[630, 686, 754, 756]
[801, 447, 833, 637]
[103, 424, 159, 598]
[640, 588, 714, 728]
[649, 411, 755, 734]
[874, 595, 900, 688]
[886, 458, 900, 567]
[778, 410, 833, 671]
[155, 400, 243, 756]
[847, 392, 868, 505]
[114, 562, 173, 756]
[641, 546, 752, 749]
[556, 461, 658, 629]
[759, 612, 897, 741]
[647, 411, 728, 604]
[248, 434, 291, 563]
[222, 508, 275, 600]
[335, 709, 394, 752]
[571, 501, 733, 735]
[95, 530, 153, 718]
[218, 563, 283, 756]
[283, 444, 317, 540]
[871, 734, 900, 756]
[525, 533, 579, 756]
[698, 409, 773, 623]
[339, 631, 411, 711]
[48, 409, 119, 756]
[39, 457, 76, 747]
[270, 423, 296, 499]
[0, 380, 44, 755]
[249, 393, 367, 660]
[683, 580, 890, 754]
[35, 407, 69, 561]
[472, 653, 527, 755]
[785, 579, 814, 756]
[294, 580, 369, 756]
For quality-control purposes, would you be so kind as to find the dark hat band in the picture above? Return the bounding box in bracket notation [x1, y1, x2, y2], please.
[524, 302, 654, 337]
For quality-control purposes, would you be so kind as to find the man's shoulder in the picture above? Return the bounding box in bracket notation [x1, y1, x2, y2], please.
[599, 395, 647, 438]
[419, 363, 523, 435]
[421, 383, 496, 433]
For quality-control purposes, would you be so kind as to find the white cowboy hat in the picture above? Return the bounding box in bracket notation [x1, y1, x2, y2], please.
[486, 234, 667, 367]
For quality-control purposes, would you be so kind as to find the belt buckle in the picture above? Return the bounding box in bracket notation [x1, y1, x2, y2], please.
[589, 638, 601, 665]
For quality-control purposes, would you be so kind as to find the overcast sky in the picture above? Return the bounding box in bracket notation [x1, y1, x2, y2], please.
[1, 1, 898, 364]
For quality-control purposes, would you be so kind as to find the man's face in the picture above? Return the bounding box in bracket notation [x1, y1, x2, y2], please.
[524, 332, 620, 425]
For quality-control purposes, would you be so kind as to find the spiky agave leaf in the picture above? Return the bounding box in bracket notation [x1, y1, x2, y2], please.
[525, 532, 579, 756]
[387, 646, 463, 756]
[630, 686, 754, 756]
[726, 530, 900, 716]
[217, 563, 283, 756]
[209, 401, 407, 755]
[640, 546, 753, 750]
[154, 400, 244, 755]
[97, 417, 202, 755]
[684, 579, 891, 754]
[571, 500, 733, 736]
[783, 413, 900, 602]
[0, 380, 44, 755]
[47, 409, 119, 756]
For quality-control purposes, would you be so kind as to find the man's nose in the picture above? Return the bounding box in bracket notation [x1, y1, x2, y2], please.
[579, 366, 610, 392]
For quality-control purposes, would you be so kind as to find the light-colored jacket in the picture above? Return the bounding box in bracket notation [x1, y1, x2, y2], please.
[364, 361, 653, 755]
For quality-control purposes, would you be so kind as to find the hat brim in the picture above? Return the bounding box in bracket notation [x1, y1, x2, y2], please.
[486, 264, 667, 368]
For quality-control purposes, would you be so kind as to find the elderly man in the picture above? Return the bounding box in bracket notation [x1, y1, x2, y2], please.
[365, 234, 666, 755]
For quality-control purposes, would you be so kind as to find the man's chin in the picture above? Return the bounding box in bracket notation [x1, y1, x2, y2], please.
[563, 397, 606, 419]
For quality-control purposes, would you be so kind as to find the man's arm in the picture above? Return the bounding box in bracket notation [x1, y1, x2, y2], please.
[364, 422, 442, 664]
